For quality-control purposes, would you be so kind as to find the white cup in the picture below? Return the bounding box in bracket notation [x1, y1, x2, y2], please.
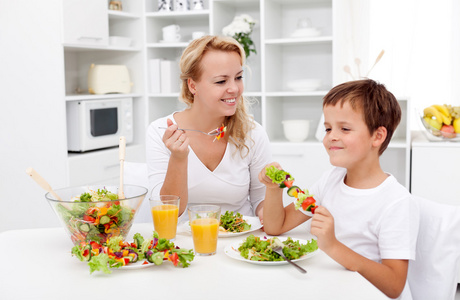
[163, 32, 181, 42]
[162, 24, 180, 34]
[192, 31, 205, 40]
[282, 120, 310, 142]
[162, 24, 181, 42]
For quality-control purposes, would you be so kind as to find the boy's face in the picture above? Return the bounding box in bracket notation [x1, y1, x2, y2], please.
[323, 101, 377, 169]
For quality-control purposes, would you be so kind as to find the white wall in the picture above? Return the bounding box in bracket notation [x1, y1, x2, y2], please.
[365, 0, 459, 129]
[0, 0, 68, 232]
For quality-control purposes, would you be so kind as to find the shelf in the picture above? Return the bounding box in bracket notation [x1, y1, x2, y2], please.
[108, 10, 140, 19]
[265, 36, 333, 45]
[266, 91, 328, 97]
[65, 93, 143, 101]
[63, 44, 141, 52]
[145, 10, 210, 19]
[147, 42, 189, 48]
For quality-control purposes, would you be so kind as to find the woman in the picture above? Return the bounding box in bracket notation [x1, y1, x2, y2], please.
[146, 35, 271, 220]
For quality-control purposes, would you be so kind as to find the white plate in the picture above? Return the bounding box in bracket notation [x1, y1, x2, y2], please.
[120, 260, 156, 270]
[186, 216, 263, 238]
[224, 236, 318, 265]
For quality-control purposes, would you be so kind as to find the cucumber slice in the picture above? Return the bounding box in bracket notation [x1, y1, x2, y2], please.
[79, 223, 90, 232]
[287, 186, 301, 197]
[100, 215, 111, 225]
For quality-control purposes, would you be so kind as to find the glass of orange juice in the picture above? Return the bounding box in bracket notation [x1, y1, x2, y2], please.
[149, 195, 180, 240]
[187, 205, 221, 256]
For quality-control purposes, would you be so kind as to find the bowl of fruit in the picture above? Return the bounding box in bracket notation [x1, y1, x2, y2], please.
[46, 185, 148, 245]
[420, 104, 460, 141]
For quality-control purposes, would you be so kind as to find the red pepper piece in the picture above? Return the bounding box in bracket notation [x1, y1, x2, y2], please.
[301, 197, 316, 211]
[169, 252, 179, 267]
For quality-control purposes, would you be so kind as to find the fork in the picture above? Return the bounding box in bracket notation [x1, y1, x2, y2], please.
[272, 246, 307, 274]
[158, 127, 220, 136]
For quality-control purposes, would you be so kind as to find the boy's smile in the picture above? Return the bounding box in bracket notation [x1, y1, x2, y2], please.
[323, 102, 376, 171]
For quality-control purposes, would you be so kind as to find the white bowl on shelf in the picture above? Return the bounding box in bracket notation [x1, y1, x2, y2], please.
[287, 79, 322, 92]
[282, 120, 310, 142]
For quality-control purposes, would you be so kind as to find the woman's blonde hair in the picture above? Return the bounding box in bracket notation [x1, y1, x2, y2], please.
[179, 35, 254, 157]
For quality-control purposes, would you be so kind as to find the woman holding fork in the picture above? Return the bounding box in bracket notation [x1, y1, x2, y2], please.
[146, 35, 271, 220]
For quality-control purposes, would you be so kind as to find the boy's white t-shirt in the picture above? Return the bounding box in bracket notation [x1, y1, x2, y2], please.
[301, 167, 419, 299]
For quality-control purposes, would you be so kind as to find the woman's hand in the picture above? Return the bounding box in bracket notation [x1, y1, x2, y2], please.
[258, 162, 283, 190]
[310, 206, 338, 252]
[162, 118, 189, 158]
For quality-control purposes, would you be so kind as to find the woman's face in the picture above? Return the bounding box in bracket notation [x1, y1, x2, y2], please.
[189, 50, 243, 117]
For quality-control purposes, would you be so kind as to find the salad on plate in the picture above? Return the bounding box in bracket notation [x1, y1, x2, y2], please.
[219, 211, 252, 233]
[71, 231, 195, 274]
[224, 234, 318, 264]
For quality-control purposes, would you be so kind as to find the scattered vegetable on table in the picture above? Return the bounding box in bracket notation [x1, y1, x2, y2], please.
[71, 231, 195, 274]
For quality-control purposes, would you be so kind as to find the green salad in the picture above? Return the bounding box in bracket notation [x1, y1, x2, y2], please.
[238, 234, 318, 261]
[55, 188, 134, 244]
[220, 211, 251, 233]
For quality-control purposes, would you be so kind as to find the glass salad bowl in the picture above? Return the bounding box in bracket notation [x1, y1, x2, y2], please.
[45, 185, 147, 245]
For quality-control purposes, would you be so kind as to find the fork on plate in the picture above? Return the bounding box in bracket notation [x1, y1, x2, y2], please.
[272, 246, 307, 274]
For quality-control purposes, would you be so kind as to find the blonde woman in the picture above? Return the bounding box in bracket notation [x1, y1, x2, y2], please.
[146, 35, 271, 221]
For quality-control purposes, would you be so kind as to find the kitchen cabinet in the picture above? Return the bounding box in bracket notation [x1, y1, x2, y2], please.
[411, 131, 460, 205]
[62, 0, 109, 46]
[63, 0, 146, 186]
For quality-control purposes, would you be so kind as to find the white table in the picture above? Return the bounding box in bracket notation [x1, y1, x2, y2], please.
[0, 222, 388, 300]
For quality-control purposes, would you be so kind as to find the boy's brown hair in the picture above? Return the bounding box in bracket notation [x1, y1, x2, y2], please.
[323, 79, 401, 155]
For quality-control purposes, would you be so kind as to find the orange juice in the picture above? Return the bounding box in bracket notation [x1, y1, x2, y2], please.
[151, 204, 179, 239]
[190, 218, 219, 254]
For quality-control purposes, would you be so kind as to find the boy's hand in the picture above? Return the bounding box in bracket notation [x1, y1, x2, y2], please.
[258, 162, 284, 190]
[310, 206, 338, 252]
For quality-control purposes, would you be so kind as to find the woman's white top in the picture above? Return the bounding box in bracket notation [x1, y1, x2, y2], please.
[146, 113, 272, 218]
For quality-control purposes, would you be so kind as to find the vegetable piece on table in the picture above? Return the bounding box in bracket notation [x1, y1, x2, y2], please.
[71, 231, 195, 274]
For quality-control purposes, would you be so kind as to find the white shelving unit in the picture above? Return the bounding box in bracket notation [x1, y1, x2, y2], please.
[62, 0, 146, 186]
[62, 0, 411, 189]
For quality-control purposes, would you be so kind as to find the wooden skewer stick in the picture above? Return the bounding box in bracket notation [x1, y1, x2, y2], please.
[343, 65, 355, 80]
[118, 136, 126, 199]
[25, 167, 62, 200]
[365, 50, 385, 77]
[355, 58, 361, 78]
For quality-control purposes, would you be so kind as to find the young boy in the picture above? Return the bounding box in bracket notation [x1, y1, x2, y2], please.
[259, 79, 418, 299]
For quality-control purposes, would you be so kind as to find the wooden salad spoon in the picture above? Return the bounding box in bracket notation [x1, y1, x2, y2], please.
[26, 167, 62, 200]
[118, 136, 126, 199]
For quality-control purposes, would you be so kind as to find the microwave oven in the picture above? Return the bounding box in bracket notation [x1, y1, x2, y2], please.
[66, 98, 133, 152]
